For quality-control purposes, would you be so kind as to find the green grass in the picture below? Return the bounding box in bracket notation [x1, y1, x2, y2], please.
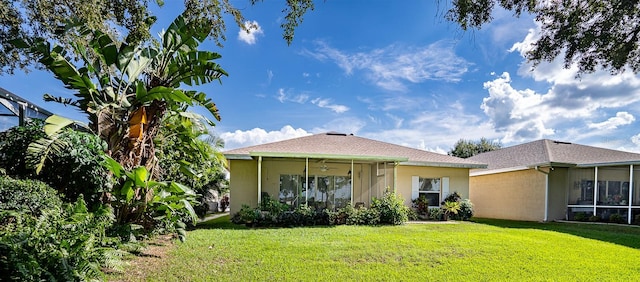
[115, 217, 640, 281]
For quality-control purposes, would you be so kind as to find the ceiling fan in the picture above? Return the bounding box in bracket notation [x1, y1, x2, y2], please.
[313, 160, 337, 172]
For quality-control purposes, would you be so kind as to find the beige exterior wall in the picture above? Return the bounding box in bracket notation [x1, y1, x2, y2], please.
[396, 166, 471, 207]
[548, 168, 568, 221]
[470, 169, 546, 221]
[229, 157, 472, 214]
[229, 159, 258, 214]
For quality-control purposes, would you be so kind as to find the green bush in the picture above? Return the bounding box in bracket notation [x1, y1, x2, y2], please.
[609, 213, 624, 224]
[429, 207, 444, 221]
[412, 195, 430, 216]
[0, 120, 45, 178]
[231, 204, 262, 226]
[0, 121, 111, 207]
[371, 191, 409, 225]
[0, 176, 62, 216]
[0, 197, 120, 281]
[573, 212, 588, 222]
[453, 199, 474, 220]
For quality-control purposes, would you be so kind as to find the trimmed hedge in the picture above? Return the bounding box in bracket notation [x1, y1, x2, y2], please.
[0, 176, 62, 216]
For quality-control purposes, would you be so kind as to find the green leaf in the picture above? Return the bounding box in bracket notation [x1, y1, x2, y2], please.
[102, 155, 123, 178]
[132, 166, 148, 187]
[43, 115, 74, 136]
[121, 181, 134, 202]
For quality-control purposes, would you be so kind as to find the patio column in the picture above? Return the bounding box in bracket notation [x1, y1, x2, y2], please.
[305, 158, 309, 203]
[593, 166, 598, 216]
[350, 159, 354, 206]
[629, 165, 634, 224]
[257, 156, 262, 205]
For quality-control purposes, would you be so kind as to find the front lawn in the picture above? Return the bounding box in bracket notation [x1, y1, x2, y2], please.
[111, 217, 640, 281]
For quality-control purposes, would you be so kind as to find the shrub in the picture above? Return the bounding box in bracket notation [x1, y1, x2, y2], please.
[0, 197, 120, 281]
[443, 192, 462, 204]
[0, 119, 45, 178]
[231, 204, 261, 226]
[609, 213, 624, 224]
[412, 195, 430, 216]
[442, 201, 461, 220]
[371, 191, 409, 225]
[0, 176, 62, 216]
[573, 212, 588, 222]
[452, 199, 474, 221]
[429, 207, 444, 221]
[589, 215, 601, 222]
[0, 121, 111, 207]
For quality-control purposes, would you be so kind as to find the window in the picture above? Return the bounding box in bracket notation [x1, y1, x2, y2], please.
[419, 178, 441, 206]
[280, 174, 351, 210]
[279, 175, 302, 206]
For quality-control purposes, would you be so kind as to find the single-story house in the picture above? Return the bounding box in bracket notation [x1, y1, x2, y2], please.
[468, 139, 640, 224]
[224, 132, 486, 214]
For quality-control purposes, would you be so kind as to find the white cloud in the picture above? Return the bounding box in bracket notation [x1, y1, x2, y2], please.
[588, 112, 635, 130]
[311, 98, 349, 113]
[238, 20, 264, 45]
[303, 40, 471, 92]
[479, 21, 640, 144]
[221, 126, 311, 150]
[632, 133, 640, 147]
[277, 88, 309, 104]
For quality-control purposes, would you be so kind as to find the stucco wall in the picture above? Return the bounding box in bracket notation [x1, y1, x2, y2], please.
[229, 159, 258, 214]
[548, 168, 568, 221]
[470, 169, 546, 221]
[396, 166, 471, 207]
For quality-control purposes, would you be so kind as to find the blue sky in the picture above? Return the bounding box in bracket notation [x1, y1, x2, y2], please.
[3, 1, 640, 154]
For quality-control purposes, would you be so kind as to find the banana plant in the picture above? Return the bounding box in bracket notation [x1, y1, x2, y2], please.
[102, 154, 197, 242]
[18, 11, 227, 177]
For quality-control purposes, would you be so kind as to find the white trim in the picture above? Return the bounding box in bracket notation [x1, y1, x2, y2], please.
[411, 176, 419, 200]
[393, 162, 398, 193]
[351, 159, 354, 205]
[258, 156, 263, 205]
[442, 177, 450, 200]
[470, 166, 530, 176]
[593, 166, 598, 216]
[544, 174, 549, 222]
[629, 165, 634, 224]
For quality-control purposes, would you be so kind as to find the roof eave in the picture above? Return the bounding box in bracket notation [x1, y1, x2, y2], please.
[576, 161, 640, 167]
[224, 153, 253, 160]
[249, 151, 409, 162]
[401, 161, 487, 169]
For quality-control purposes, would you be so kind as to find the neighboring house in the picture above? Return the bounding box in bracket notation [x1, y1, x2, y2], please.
[223, 132, 486, 214]
[468, 139, 640, 224]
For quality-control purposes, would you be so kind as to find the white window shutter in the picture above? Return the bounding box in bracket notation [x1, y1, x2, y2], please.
[411, 176, 419, 200]
[442, 177, 450, 200]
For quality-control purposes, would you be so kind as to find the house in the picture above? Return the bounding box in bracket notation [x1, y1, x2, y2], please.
[468, 139, 640, 224]
[223, 132, 486, 214]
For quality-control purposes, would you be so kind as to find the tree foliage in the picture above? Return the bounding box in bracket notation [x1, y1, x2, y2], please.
[445, 0, 640, 74]
[0, 0, 313, 74]
[448, 137, 501, 158]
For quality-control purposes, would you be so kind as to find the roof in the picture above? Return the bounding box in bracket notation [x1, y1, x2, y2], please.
[224, 132, 486, 169]
[469, 139, 640, 173]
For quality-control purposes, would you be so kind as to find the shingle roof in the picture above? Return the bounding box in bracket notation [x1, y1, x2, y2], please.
[224, 132, 486, 168]
[469, 139, 640, 171]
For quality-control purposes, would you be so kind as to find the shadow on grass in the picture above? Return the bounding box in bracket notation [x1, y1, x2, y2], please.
[194, 214, 337, 230]
[472, 218, 640, 249]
